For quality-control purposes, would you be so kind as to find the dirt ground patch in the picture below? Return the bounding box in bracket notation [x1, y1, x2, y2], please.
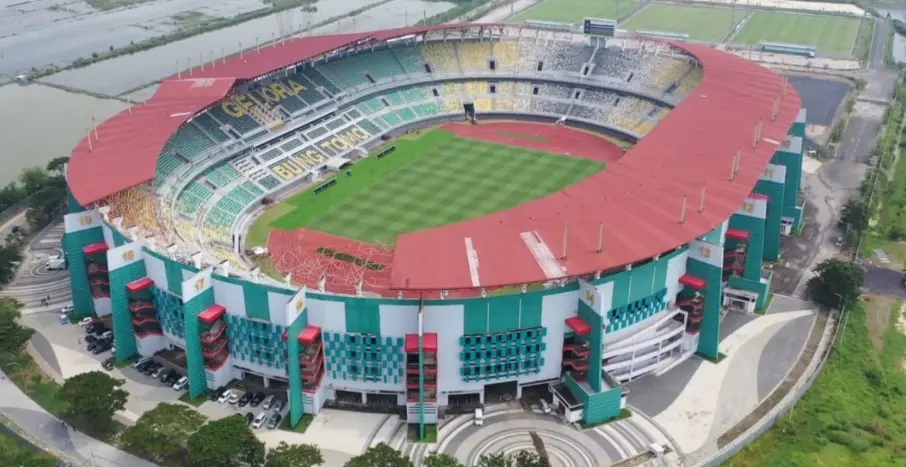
[863, 294, 896, 352]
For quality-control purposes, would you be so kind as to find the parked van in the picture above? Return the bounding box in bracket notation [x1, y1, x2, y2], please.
[172, 376, 189, 391]
[649, 443, 667, 457]
[474, 408, 484, 426]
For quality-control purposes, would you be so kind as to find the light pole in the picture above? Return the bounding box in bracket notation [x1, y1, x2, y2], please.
[5, 361, 28, 392]
[833, 292, 848, 341]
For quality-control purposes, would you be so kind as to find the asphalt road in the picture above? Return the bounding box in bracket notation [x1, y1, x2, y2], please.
[863, 264, 906, 298]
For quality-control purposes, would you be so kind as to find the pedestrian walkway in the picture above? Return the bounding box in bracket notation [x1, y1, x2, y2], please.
[0, 369, 158, 467]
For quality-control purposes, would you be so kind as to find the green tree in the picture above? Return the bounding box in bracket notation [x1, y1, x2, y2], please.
[119, 403, 206, 464]
[0, 298, 34, 354]
[840, 199, 869, 234]
[45, 156, 69, 175]
[424, 453, 465, 467]
[0, 243, 23, 285]
[806, 259, 865, 309]
[58, 371, 128, 433]
[25, 176, 66, 229]
[344, 443, 413, 467]
[18, 167, 49, 196]
[187, 414, 265, 467]
[265, 441, 324, 467]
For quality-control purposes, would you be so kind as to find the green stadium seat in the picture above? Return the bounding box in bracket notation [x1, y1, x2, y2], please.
[300, 70, 342, 95]
[185, 182, 214, 201]
[154, 154, 184, 186]
[257, 175, 282, 190]
[397, 108, 417, 122]
[193, 114, 231, 142]
[382, 112, 403, 128]
[382, 92, 404, 107]
[317, 50, 405, 88]
[162, 124, 215, 160]
[358, 119, 381, 135]
[204, 164, 241, 188]
[207, 105, 261, 135]
[287, 75, 328, 104]
[412, 102, 441, 118]
[392, 47, 424, 74]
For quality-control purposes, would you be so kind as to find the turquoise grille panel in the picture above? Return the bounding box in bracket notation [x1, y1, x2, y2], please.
[458, 328, 547, 382]
[64, 227, 105, 319]
[322, 332, 404, 384]
[109, 261, 146, 361]
[605, 288, 668, 333]
[224, 315, 287, 369]
[153, 287, 185, 339]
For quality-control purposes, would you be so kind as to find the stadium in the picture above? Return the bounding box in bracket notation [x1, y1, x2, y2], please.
[61, 23, 804, 436]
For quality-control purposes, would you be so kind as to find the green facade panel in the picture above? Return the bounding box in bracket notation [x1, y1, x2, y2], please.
[585, 387, 622, 424]
[488, 295, 521, 332]
[700, 224, 723, 245]
[610, 271, 631, 310]
[109, 260, 146, 362]
[755, 179, 784, 260]
[772, 151, 802, 214]
[243, 283, 271, 321]
[729, 213, 765, 281]
[459, 328, 546, 381]
[344, 299, 380, 335]
[153, 288, 185, 339]
[323, 332, 404, 383]
[287, 310, 308, 426]
[578, 301, 604, 392]
[165, 260, 186, 297]
[64, 227, 105, 319]
[463, 300, 489, 335]
[520, 294, 543, 328]
[66, 188, 83, 214]
[687, 257, 722, 359]
[183, 288, 214, 398]
[225, 315, 286, 368]
[627, 262, 657, 304]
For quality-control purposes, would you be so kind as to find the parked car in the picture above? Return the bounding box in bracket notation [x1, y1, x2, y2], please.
[228, 391, 243, 405]
[210, 387, 227, 402]
[85, 335, 98, 344]
[100, 330, 113, 340]
[78, 317, 96, 327]
[237, 392, 252, 407]
[92, 342, 111, 355]
[218, 389, 234, 404]
[164, 372, 181, 385]
[102, 357, 115, 371]
[157, 368, 173, 382]
[172, 376, 189, 391]
[245, 412, 255, 426]
[150, 366, 165, 378]
[61, 305, 74, 315]
[249, 392, 266, 407]
[261, 395, 275, 410]
[271, 397, 286, 413]
[266, 413, 282, 430]
[251, 412, 268, 429]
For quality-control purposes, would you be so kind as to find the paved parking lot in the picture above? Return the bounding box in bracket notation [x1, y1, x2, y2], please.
[22, 311, 185, 421]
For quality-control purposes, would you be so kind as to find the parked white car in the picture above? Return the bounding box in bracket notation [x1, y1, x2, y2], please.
[78, 317, 94, 327]
[218, 390, 233, 404]
[252, 412, 268, 429]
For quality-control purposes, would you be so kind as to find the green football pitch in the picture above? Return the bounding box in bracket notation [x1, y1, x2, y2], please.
[622, 3, 739, 42]
[731, 10, 860, 55]
[510, 0, 638, 23]
[264, 129, 605, 245]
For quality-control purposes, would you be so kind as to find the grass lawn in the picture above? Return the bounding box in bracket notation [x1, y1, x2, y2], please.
[0, 352, 67, 417]
[279, 413, 313, 433]
[726, 300, 906, 466]
[622, 3, 738, 42]
[510, 0, 637, 23]
[732, 10, 860, 56]
[266, 129, 604, 244]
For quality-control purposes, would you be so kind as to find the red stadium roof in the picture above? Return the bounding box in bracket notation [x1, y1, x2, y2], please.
[68, 24, 801, 293]
[67, 24, 501, 206]
[389, 43, 801, 291]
